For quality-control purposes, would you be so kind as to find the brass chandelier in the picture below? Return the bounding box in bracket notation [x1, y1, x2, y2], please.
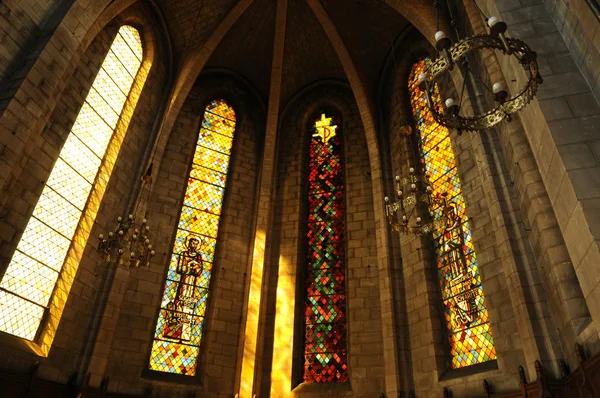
[418, 0, 543, 134]
[386, 0, 543, 235]
[384, 126, 456, 236]
[97, 166, 156, 268]
[385, 166, 435, 235]
[97, 213, 155, 268]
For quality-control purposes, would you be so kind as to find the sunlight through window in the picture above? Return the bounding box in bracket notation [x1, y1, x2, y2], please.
[0, 26, 144, 341]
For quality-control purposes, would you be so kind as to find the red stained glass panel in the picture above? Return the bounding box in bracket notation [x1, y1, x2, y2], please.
[303, 113, 348, 383]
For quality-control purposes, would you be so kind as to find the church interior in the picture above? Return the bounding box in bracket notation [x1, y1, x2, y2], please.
[1, 0, 600, 396]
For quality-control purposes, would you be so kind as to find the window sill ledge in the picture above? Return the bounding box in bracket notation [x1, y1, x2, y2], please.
[0, 331, 47, 357]
[439, 360, 499, 381]
[292, 381, 352, 394]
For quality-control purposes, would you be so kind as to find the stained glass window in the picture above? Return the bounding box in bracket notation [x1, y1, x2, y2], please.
[409, 58, 496, 369]
[0, 26, 144, 341]
[303, 113, 348, 383]
[148, 99, 236, 376]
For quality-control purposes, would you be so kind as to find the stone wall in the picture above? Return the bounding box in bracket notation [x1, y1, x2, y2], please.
[0, 0, 65, 92]
[541, 0, 600, 100]
[479, 0, 600, 361]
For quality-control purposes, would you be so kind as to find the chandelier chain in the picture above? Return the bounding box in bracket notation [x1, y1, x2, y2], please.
[435, 0, 440, 32]
[469, 0, 490, 21]
[446, 0, 462, 42]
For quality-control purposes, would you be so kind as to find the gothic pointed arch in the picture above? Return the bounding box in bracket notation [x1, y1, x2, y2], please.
[148, 99, 237, 376]
[0, 25, 149, 349]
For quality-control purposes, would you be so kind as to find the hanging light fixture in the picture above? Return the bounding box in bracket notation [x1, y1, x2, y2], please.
[385, 167, 435, 235]
[97, 167, 156, 268]
[386, 1, 542, 234]
[384, 125, 460, 236]
[384, 125, 436, 235]
[97, 214, 155, 269]
[419, 0, 543, 133]
[96, 0, 209, 269]
[97, 215, 155, 268]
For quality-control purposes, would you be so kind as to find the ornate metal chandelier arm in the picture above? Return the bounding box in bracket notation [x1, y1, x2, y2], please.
[429, 35, 503, 79]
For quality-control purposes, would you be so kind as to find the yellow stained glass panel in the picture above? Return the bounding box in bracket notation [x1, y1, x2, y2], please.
[205, 100, 236, 123]
[197, 128, 233, 154]
[85, 87, 120, 128]
[201, 112, 236, 137]
[189, 165, 227, 188]
[0, 25, 144, 340]
[409, 57, 496, 369]
[59, 134, 102, 183]
[71, 103, 114, 157]
[1, 251, 58, 307]
[32, 188, 81, 238]
[193, 146, 230, 174]
[183, 179, 225, 215]
[0, 291, 45, 341]
[110, 33, 143, 76]
[149, 100, 236, 376]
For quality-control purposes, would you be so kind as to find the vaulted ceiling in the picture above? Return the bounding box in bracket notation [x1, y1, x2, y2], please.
[154, 0, 425, 107]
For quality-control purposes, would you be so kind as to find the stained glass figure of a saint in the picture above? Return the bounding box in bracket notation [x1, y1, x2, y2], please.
[409, 58, 496, 369]
[163, 236, 206, 342]
[148, 99, 236, 376]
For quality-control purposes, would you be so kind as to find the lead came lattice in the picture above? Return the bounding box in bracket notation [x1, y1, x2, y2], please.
[0, 26, 144, 341]
[409, 58, 497, 369]
[303, 113, 348, 383]
[148, 99, 236, 376]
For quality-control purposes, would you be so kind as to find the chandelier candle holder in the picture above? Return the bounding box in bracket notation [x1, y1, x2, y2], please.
[384, 167, 436, 235]
[97, 214, 155, 268]
[418, 0, 543, 133]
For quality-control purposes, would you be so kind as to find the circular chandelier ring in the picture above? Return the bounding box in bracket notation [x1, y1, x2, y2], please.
[425, 35, 543, 133]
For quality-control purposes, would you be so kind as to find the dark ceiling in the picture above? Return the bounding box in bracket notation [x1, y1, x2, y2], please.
[158, 0, 238, 55]
[154, 0, 412, 106]
[280, 0, 346, 105]
[205, 0, 277, 100]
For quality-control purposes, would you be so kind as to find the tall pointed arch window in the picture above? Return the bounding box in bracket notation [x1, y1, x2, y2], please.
[303, 113, 348, 383]
[148, 100, 236, 376]
[409, 58, 496, 369]
[0, 26, 146, 343]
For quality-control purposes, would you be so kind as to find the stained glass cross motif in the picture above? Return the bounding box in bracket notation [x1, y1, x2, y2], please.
[314, 114, 338, 144]
[0, 26, 144, 341]
[409, 58, 497, 369]
[148, 99, 236, 376]
[304, 113, 348, 383]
